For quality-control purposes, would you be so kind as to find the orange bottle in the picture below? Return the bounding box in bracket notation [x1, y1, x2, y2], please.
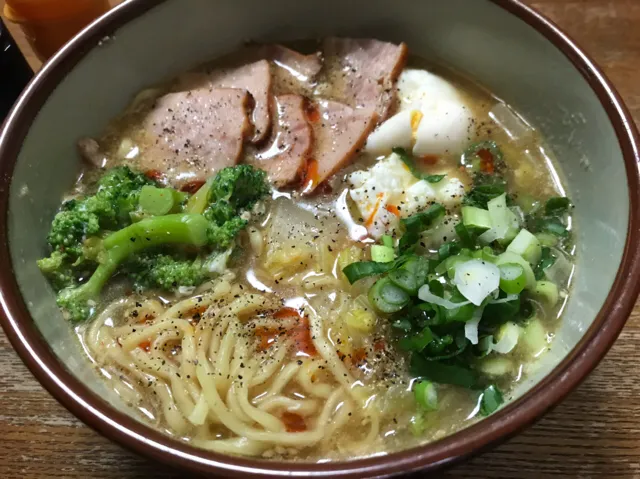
[3, 0, 112, 61]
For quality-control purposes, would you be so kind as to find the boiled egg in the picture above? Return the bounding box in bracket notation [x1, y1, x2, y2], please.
[348, 152, 467, 238]
[364, 68, 474, 157]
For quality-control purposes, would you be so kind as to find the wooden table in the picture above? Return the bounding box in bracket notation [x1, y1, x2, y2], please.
[1, 1, 640, 477]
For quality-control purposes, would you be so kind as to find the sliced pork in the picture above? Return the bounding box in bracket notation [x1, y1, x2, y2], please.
[264, 45, 323, 84]
[253, 94, 313, 188]
[136, 87, 252, 185]
[178, 60, 272, 144]
[303, 100, 378, 193]
[322, 38, 408, 120]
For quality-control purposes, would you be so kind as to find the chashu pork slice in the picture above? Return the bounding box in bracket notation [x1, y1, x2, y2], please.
[303, 100, 378, 193]
[179, 60, 272, 144]
[322, 37, 408, 121]
[135, 87, 253, 185]
[253, 94, 313, 188]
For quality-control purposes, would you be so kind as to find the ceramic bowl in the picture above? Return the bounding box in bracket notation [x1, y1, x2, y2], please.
[1, 0, 639, 477]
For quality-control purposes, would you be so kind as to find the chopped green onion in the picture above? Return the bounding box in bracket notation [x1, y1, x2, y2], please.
[545, 197, 571, 215]
[491, 322, 521, 354]
[534, 247, 556, 280]
[410, 354, 478, 388]
[393, 147, 446, 183]
[388, 256, 429, 295]
[381, 235, 394, 249]
[454, 223, 477, 249]
[506, 229, 541, 265]
[536, 232, 558, 247]
[496, 251, 536, 290]
[414, 380, 438, 411]
[480, 385, 504, 416]
[498, 263, 526, 294]
[539, 217, 569, 237]
[392, 319, 413, 331]
[453, 259, 500, 306]
[369, 277, 410, 313]
[139, 185, 176, 216]
[400, 204, 446, 251]
[472, 246, 498, 263]
[461, 206, 492, 232]
[342, 261, 395, 284]
[462, 175, 507, 209]
[371, 245, 395, 263]
[438, 241, 461, 261]
[399, 326, 434, 352]
[533, 280, 559, 307]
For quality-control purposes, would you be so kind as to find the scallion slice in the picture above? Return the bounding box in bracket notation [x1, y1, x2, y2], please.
[369, 277, 410, 313]
[414, 380, 438, 411]
[498, 263, 526, 294]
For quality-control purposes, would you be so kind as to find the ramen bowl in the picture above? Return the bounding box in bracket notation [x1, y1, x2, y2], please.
[0, 0, 639, 476]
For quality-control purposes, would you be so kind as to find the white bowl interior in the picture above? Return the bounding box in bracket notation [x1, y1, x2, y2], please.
[7, 0, 628, 438]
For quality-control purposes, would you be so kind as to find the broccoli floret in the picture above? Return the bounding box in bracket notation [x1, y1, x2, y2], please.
[57, 213, 210, 321]
[41, 165, 270, 322]
[209, 164, 269, 210]
[206, 216, 247, 248]
[45, 167, 154, 260]
[37, 251, 79, 290]
[202, 165, 268, 247]
[47, 206, 101, 259]
[94, 166, 154, 227]
[126, 253, 208, 291]
[57, 259, 117, 322]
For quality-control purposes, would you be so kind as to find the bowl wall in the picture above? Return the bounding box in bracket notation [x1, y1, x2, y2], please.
[1, 0, 635, 476]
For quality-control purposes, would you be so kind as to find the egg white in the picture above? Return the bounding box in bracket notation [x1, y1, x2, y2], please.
[364, 68, 474, 157]
[348, 152, 467, 238]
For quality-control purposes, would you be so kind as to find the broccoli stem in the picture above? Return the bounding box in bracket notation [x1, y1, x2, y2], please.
[103, 213, 209, 260]
[58, 214, 209, 321]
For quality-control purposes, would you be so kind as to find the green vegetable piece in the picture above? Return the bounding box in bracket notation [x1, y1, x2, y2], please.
[410, 354, 478, 388]
[371, 245, 395, 263]
[506, 229, 542, 265]
[545, 197, 571, 215]
[443, 289, 476, 323]
[534, 247, 556, 280]
[461, 141, 504, 172]
[342, 260, 395, 284]
[438, 241, 461, 261]
[388, 256, 429, 295]
[454, 223, 477, 249]
[533, 280, 559, 307]
[381, 235, 394, 249]
[393, 147, 446, 183]
[482, 293, 521, 328]
[139, 185, 176, 216]
[368, 277, 410, 313]
[400, 203, 446, 251]
[540, 217, 569, 237]
[399, 326, 434, 352]
[185, 177, 215, 214]
[536, 232, 559, 248]
[414, 380, 438, 411]
[498, 263, 527, 294]
[58, 214, 209, 322]
[462, 174, 507, 210]
[480, 385, 504, 416]
[461, 206, 492, 232]
[124, 253, 209, 291]
[496, 251, 536, 290]
[472, 246, 498, 263]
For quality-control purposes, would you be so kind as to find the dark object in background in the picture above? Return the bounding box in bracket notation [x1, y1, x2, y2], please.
[0, 18, 33, 123]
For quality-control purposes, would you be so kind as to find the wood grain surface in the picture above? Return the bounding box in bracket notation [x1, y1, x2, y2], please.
[1, 1, 640, 477]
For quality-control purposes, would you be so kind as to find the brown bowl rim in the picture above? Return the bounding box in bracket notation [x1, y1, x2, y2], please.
[0, 0, 639, 477]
